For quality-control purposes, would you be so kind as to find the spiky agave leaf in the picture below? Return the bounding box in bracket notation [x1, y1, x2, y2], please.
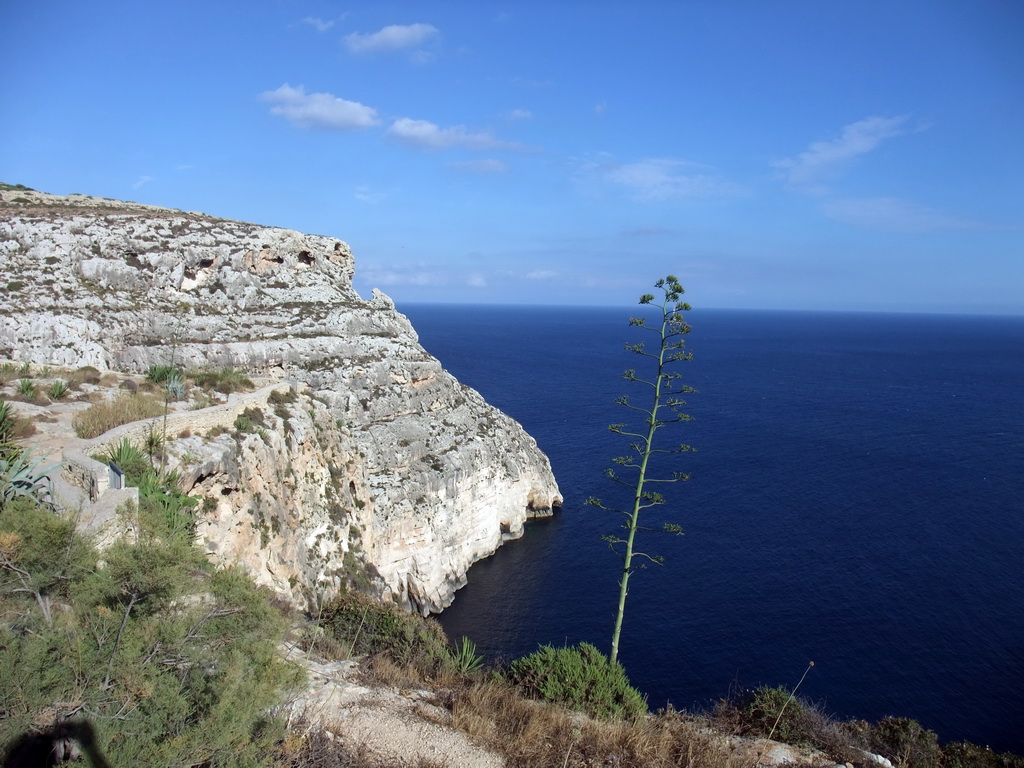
[0, 452, 59, 506]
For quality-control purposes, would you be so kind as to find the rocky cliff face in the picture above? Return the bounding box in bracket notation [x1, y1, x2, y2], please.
[0, 188, 562, 613]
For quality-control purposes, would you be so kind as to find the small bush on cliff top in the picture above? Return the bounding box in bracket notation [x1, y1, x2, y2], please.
[316, 589, 449, 671]
[506, 642, 647, 721]
[869, 716, 942, 768]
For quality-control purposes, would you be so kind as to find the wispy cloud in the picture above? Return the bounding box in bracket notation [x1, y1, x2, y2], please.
[466, 273, 487, 288]
[387, 118, 516, 151]
[581, 157, 742, 202]
[448, 159, 507, 173]
[506, 108, 533, 121]
[131, 175, 153, 190]
[823, 197, 981, 232]
[261, 84, 379, 130]
[776, 115, 911, 192]
[300, 16, 335, 33]
[526, 269, 558, 280]
[344, 23, 438, 54]
[354, 186, 386, 204]
[361, 263, 447, 287]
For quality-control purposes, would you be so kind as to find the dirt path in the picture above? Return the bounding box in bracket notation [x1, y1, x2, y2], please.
[284, 649, 505, 768]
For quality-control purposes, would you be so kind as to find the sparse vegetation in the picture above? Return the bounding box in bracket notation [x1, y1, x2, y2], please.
[66, 365, 101, 387]
[269, 388, 298, 405]
[189, 366, 254, 394]
[315, 589, 451, 679]
[46, 379, 69, 400]
[14, 378, 37, 401]
[72, 391, 164, 438]
[145, 363, 180, 384]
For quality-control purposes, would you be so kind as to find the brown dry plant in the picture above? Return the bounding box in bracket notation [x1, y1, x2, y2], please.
[72, 391, 165, 438]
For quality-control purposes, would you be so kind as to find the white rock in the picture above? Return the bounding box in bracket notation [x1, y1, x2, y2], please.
[1, 190, 562, 613]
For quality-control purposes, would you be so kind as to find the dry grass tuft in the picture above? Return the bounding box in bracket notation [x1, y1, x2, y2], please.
[72, 391, 165, 438]
[451, 679, 732, 768]
[65, 365, 101, 388]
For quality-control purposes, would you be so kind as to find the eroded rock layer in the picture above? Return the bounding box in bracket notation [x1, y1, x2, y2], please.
[0, 189, 562, 613]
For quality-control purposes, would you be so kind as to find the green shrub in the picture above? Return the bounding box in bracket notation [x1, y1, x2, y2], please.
[740, 685, 813, 745]
[451, 636, 485, 675]
[102, 438, 149, 480]
[189, 367, 254, 395]
[72, 392, 164, 438]
[145, 364, 180, 384]
[869, 716, 942, 768]
[0, 400, 21, 461]
[0, 496, 301, 768]
[235, 407, 266, 435]
[0, 401, 35, 458]
[47, 379, 69, 400]
[506, 642, 647, 721]
[136, 468, 198, 541]
[317, 589, 449, 669]
[717, 685, 865, 763]
[941, 741, 1024, 768]
[14, 378, 36, 400]
[268, 388, 297, 405]
[165, 373, 186, 400]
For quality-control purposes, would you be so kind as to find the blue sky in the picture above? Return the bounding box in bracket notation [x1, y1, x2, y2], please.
[2, 1, 1022, 313]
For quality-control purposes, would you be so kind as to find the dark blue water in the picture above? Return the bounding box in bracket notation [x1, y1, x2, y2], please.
[398, 304, 1024, 753]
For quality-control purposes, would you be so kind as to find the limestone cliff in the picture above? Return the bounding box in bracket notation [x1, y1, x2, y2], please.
[0, 187, 562, 613]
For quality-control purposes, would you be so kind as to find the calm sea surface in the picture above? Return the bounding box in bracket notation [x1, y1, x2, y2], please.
[398, 303, 1024, 753]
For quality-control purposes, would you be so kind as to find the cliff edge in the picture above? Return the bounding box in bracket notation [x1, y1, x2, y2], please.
[0, 187, 562, 613]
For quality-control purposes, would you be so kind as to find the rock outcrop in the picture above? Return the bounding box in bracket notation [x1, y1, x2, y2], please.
[0, 188, 562, 613]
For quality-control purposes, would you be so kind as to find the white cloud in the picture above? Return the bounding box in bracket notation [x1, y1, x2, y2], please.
[507, 108, 533, 121]
[822, 197, 980, 232]
[132, 175, 153, 190]
[354, 186, 386, 204]
[583, 157, 742, 201]
[526, 270, 558, 280]
[776, 115, 911, 191]
[448, 159, 507, 173]
[300, 16, 334, 32]
[344, 23, 438, 54]
[387, 117, 514, 150]
[594, 102, 607, 114]
[466, 273, 487, 288]
[261, 84, 379, 130]
[361, 264, 446, 287]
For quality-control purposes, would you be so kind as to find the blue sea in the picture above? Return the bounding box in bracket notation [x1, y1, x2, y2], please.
[398, 303, 1024, 753]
